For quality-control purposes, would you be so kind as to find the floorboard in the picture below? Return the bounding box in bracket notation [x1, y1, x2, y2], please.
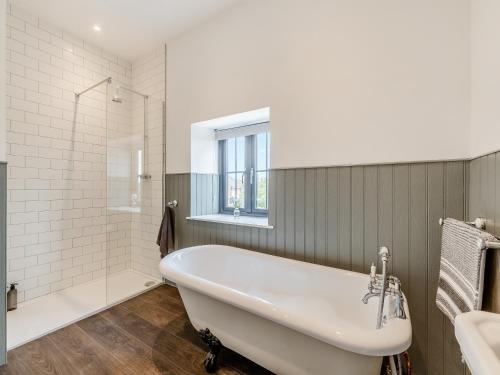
[48, 325, 135, 375]
[0, 285, 272, 375]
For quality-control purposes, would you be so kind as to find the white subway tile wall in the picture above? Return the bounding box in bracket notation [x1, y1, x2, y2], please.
[6, 4, 165, 302]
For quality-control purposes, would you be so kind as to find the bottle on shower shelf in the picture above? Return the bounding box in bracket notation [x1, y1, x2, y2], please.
[7, 283, 18, 311]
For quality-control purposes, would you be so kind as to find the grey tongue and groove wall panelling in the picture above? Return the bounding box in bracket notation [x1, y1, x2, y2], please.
[465, 151, 500, 375]
[468, 152, 500, 314]
[165, 161, 468, 375]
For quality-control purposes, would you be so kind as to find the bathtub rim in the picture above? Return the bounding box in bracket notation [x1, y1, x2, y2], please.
[159, 244, 412, 357]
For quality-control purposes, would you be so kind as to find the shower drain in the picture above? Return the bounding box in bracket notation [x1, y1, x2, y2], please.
[144, 281, 156, 287]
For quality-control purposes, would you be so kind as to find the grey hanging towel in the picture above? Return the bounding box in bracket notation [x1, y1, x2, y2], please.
[436, 218, 496, 324]
[157, 206, 175, 258]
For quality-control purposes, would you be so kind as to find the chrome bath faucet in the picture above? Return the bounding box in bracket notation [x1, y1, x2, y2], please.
[362, 247, 407, 329]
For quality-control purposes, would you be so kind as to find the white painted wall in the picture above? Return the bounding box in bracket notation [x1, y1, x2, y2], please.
[470, 0, 500, 158]
[166, 0, 470, 172]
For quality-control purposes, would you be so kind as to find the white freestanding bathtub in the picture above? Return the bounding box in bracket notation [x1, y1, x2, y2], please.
[159, 245, 412, 375]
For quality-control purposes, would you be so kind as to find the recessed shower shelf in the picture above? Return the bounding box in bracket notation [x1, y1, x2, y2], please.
[108, 206, 141, 213]
[187, 214, 273, 229]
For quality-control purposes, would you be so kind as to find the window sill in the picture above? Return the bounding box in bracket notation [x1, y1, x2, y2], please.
[186, 214, 273, 229]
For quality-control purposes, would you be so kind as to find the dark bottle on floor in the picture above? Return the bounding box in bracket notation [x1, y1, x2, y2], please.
[7, 283, 18, 311]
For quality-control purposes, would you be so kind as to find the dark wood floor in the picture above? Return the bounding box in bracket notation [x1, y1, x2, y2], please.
[0, 285, 272, 375]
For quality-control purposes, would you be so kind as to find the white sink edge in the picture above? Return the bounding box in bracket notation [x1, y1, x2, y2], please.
[455, 311, 500, 375]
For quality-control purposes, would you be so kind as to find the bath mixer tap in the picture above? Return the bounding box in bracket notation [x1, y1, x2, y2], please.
[362, 247, 407, 329]
[361, 291, 379, 304]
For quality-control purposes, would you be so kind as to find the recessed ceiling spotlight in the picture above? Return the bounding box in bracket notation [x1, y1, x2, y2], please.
[93, 24, 101, 32]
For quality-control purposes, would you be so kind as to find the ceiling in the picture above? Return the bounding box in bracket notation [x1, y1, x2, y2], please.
[12, 0, 243, 61]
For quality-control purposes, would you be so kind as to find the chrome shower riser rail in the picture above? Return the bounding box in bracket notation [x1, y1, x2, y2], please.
[110, 83, 150, 179]
[139, 95, 151, 180]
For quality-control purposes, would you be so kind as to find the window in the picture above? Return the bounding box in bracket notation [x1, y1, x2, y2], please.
[219, 131, 270, 216]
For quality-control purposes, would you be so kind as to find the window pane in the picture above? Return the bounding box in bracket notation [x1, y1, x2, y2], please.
[223, 133, 269, 214]
[226, 173, 236, 208]
[226, 172, 245, 209]
[256, 132, 267, 171]
[256, 171, 268, 210]
[227, 138, 236, 172]
[236, 136, 245, 171]
[235, 172, 245, 209]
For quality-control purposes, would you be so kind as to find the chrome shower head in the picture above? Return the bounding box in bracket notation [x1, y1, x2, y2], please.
[112, 86, 122, 103]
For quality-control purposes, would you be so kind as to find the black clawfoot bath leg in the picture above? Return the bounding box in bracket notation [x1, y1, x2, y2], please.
[198, 328, 222, 373]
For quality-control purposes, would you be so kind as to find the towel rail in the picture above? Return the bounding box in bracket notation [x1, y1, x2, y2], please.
[438, 217, 500, 249]
[438, 217, 486, 229]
